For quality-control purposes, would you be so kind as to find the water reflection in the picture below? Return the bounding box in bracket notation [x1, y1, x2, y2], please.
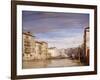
[22, 58, 84, 69]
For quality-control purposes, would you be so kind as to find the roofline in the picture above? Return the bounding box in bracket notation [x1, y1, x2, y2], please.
[23, 32, 35, 37]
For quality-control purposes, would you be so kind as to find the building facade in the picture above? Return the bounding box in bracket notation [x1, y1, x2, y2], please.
[41, 41, 48, 59]
[85, 27, 90, 65]
[23, 32, 51, 60]
[35, 41, 42, 60]
[84, 27, 90, 65]
[48, 47, 60, 58]
[22, 32, 35, 60]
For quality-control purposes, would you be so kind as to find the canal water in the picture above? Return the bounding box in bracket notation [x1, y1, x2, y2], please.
[22, 58, 84, 69]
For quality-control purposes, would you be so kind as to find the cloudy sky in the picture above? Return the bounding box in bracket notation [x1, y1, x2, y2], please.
[22, 11, 89, 49]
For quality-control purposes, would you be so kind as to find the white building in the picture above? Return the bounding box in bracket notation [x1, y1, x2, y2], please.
[48, 47, 60, 58]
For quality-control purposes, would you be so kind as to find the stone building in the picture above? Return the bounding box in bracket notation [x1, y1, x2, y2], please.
[22, 32, 35, 60]
[79, 27, 90, 64]
[35, 41, 51, 60]
[41, 41, 48, 59]
[22, 31, 51, 60]
[35, 41, 42, 59]
[84, 27, 90, 65]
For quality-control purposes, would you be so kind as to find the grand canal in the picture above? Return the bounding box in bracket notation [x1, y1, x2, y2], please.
[23, 58, 84, 69]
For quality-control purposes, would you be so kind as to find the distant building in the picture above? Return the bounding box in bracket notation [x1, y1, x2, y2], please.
[48, 47, 60, 58]
[59, 49, 69, 58]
